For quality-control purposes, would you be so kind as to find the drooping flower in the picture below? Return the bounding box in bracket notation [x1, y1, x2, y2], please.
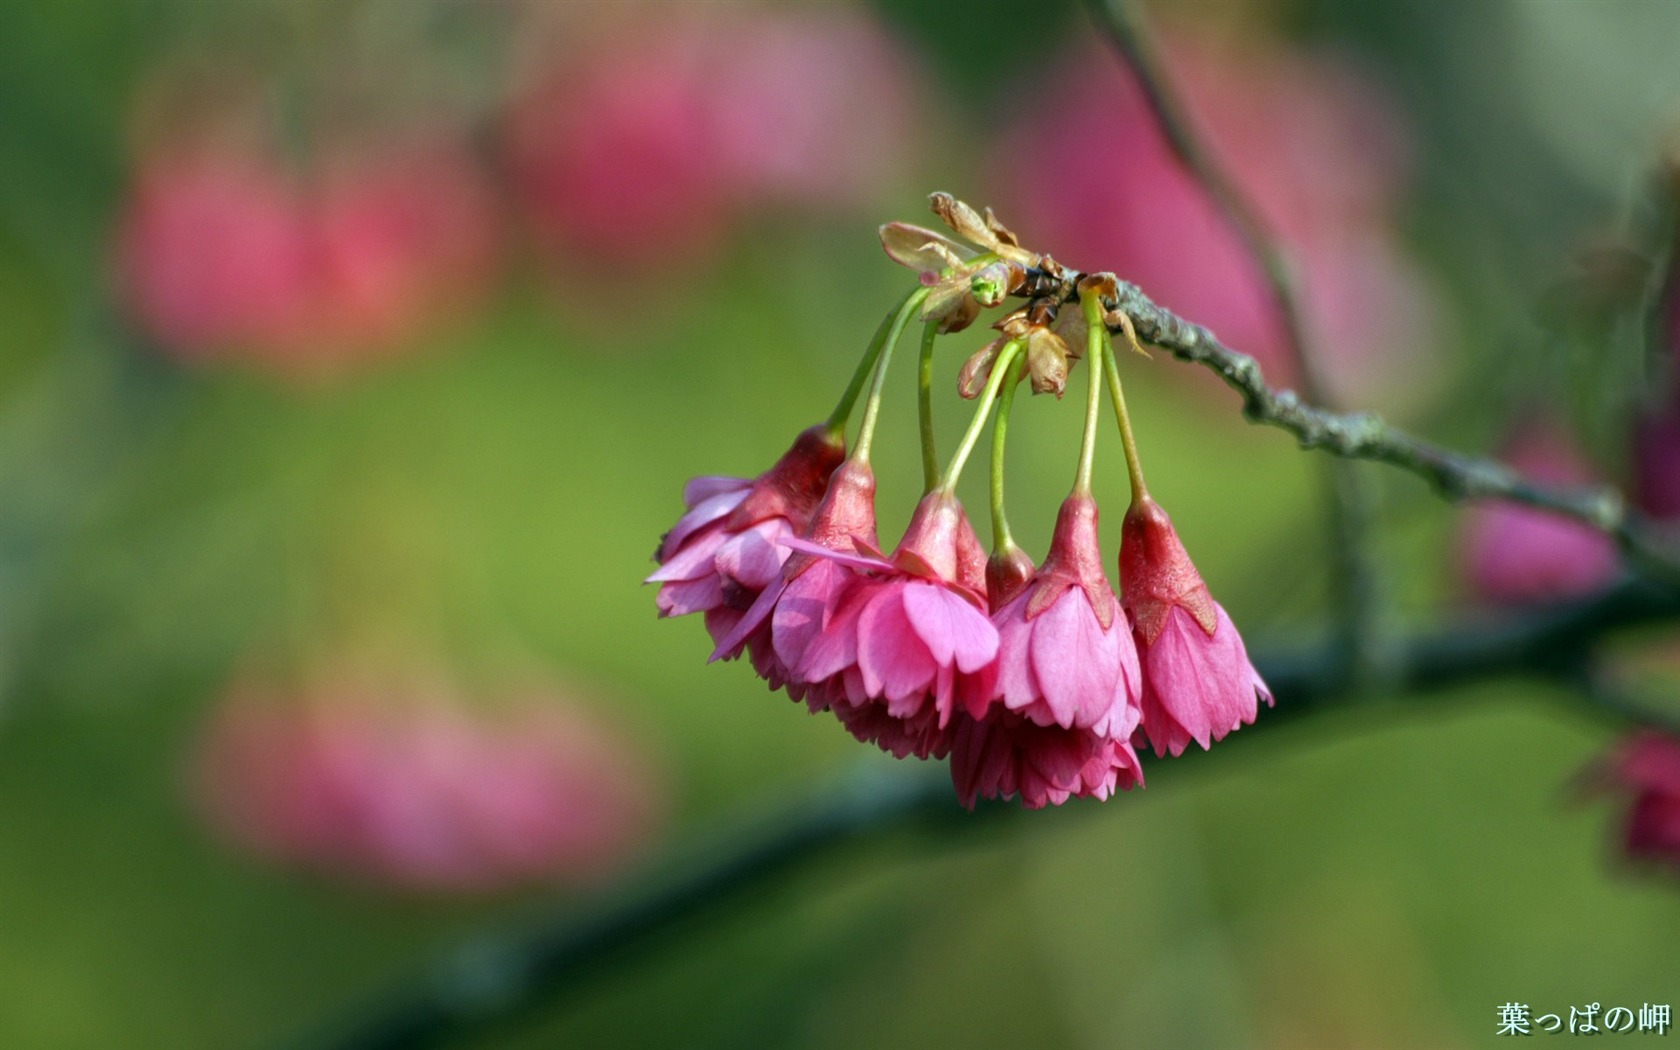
[1586, 732, 1680, 871]
[962, 494, 1140, 733]
[1460, 421, 1619, 604]
[648, 426, 847, 647]
[948, 709, 1143, 810]
[772, 489, 997, 758]
[1121, 495, 1271, 757]
[949, 494, 1144, 808]
[710, 456, 883, 692]
[191, 675, 662, 892]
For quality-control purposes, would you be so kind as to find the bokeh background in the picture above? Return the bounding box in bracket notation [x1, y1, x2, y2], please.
[4, 0, 1680, 1046]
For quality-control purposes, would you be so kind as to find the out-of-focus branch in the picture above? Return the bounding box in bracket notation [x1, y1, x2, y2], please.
[296, 576, 1680, 1050]
[1081, 0, 1385, 684]
[291, 764, 981, 1050]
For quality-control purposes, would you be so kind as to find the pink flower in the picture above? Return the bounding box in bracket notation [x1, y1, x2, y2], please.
[648, 425, 847, 649]
[304, 139, 501, 362]
[191, 676, 662, 892]
[948, 710, 1142, 810]
[1587, 733, 1680, 871]
[710, 456, 883, 691]
[960, 494, 1141, 735]
[991, 28, 1433, 402]
[1121, 495, 1271, 757]
[1460, 421, 1619, 604]
[773, 490, 997, 758]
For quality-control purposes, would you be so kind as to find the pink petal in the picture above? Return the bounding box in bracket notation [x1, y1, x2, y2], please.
[856, 586, 935, 703]
[772, 560, 854, 673]
[903, 583, 998, 674]
[1029, 592, 1120, 729]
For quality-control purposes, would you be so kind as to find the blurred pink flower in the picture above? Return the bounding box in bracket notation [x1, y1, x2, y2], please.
[1588, 733, 1680, 872]
[191, 677, 661, 892]
[115, 135, 500, 375]
[992, 28, 1434, 400]
[1634, 409, 1680, 520]
[1460, 421, 1619, 604]
[505, 3, 921, 269]
[115, 147, 315, 358]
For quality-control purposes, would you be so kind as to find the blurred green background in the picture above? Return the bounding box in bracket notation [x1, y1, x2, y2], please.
[2, 1, 1678, 1047]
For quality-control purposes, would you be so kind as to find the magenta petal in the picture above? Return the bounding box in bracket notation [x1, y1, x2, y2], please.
[683, 475, 750, 507]
[772, 561, 852, 673]
[646, 524, 729, 583]
[710, 571, 786, 662]
[716, 521, 790, 591]
[797, 580, 871, 683]
[778, 536, 893, 572]
[662, 489, 747, 555]
[656, 575, 724, 617]
[1029, 593, 1119, 729]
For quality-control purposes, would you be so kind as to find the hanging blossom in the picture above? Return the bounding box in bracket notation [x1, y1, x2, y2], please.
[648, 425, 846, 655]
[649, 194, 1273, 807]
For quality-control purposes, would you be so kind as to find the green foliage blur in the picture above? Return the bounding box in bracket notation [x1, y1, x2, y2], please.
[1, 1, 1678, 1048]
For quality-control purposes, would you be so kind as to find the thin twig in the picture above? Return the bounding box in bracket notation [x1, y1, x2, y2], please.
[1013, 262, 1676, 576]
[1083, 0, 1385, 684]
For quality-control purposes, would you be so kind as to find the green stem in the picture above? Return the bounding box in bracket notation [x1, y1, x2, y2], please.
[939, 341, 1023, 494]
[1096, 310, 1149, 501]
[853, 288, 929, 464]
[990, 355, 1026, 550]
[1074, 315, 1105, 495]
[826, 286, 925, 437]
[917, 320, 940, 491]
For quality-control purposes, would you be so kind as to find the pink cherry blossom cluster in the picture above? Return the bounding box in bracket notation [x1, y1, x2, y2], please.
[650, 196, 1271, 809]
